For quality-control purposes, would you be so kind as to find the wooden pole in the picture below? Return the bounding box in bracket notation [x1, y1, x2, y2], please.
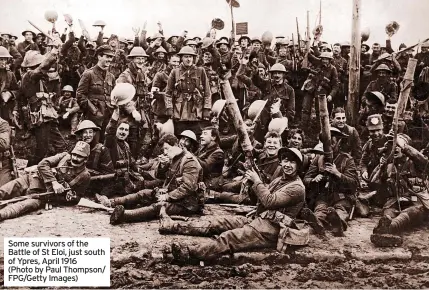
[319, 0, 322, 26]
[230, 2, 236, 41]
[318, 94, 333, 163]
[346, 0, 361, 127]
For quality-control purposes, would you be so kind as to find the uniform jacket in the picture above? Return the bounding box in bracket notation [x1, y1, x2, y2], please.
[87, 142, 114, 175]
[17, 40, 39, 57]
[0, 118, 10, 154]
[37, 152, 91, 198]
[156, 150, 203, 212]
[152, 65, 174, 117]
[335, 124, 362, 164]
[104, 119, 134, 170]
[360, 135, 388, 175]
[304, 58, 339, 97]
[0, 69, 19, 123]
[76, 65, 115, 124]
[364, 79, 398, 102]
[166, 63, 211, 121]
[257, 151, 281, 183]
[195, 142, 224, 180]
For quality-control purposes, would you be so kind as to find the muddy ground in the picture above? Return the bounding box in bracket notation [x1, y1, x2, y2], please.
[0, 204, 428, 289]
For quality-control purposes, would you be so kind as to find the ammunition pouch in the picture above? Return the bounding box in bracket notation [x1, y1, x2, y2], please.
[28, 93, 59, 127]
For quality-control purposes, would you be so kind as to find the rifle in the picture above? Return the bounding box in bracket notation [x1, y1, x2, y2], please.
[291, 33, 297, 72]
[301, 11, 311, 69]
[296, 17, 302, 55]
[0, 186, 76, 208]
[9, 127, 19, 179]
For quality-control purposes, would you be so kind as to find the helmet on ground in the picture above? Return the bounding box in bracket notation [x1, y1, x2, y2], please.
[62, 85, 74, 92]
[268, 117, 288, 135]
[178, 46, 197, 56]
[21, 50, 44, 68]
[75, 120, 101, 134]
[269, 63, 287, 73]
[111, 83, 136, 106]
[247, 100, 267, 122]
[71, 141, 90, 158]
[0, 47, 12, 58]
[128, 46, 148, 58]
[180, 130, 198, 143]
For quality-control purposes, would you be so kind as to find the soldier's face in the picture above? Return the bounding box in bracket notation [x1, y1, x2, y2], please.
[71, 153, 86, 167]
[203, 53, 212, 64]
[1, 35, 9, 41]
[280, 157, 298, 177]
[361, 45, 368, 53]
[264, 137, 281, 156]
[219, 44, 228, 53]
[422, 47, 429, 53]
[170, 56, 180, 68]
[0, 58, 8, 69]
[116, 123, 129, 141]
[245, 121, 255, 136]
[278, 46, 287, 57]
[98, 54, 113, 69]
[333, 45, 341, 55]
[200, 130, 213, 146]
[384, 103, 397, 117]
[378, 71, 387, 78]
[369, 128, 383, 142]
[179, 137, 192, 151]
[170, 37, 178, 46]
[82, 129, 95, 144]
[372, 45, 381, 54]
[24, 32, 33, 41]
[182, 55, 193, 66]
[163, 142, 182, 159]
[321, 58, 330, 66]
[157, 52, 166, 60]
[240, 39, 249, 48]
[271, 72, 283, 82]
[132, 56, 146, 69]
[333, 112, 347, 128]
[252, 42, 261, 51]
[127, 43, 134, 50]
[258, 68, 266, 77]
[288, 133, 303, 149]
[109, 40, 117, 48]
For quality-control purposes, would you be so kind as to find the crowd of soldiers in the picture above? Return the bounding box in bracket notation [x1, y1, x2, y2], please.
[0, 17, 428, 263]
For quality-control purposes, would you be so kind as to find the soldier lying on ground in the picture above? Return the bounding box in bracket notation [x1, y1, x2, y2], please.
[106, 134, 204, 225]
[161, 147, 307, 263]
[370, 134, 429, 247]
[0, 141, 91, 221]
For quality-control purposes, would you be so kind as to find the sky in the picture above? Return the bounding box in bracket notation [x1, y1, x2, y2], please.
[1, 0, 428, 50]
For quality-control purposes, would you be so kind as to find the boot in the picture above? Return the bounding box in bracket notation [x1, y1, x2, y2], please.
[111, 191, 155, 208]
[326, 207, 345, 237]
[171, 242, 191, 263]
[300, 208, 326, 235]
[159, 206, 177, 234]
[110, 205, 157, 225]
[373, 215, 393, 234]
[370, 233, 403, 247]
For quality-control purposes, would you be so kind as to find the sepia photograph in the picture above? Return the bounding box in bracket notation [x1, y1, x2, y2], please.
[0, 0, 429, 288]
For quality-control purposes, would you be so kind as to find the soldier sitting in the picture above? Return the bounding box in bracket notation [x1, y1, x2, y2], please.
[302, 127, 359, 236]
[0, 141, 91, 221]
[56, 85, 80, 136]
[371, 135, 429, 247]
[108, 134, 204, 225]
[162, 148, 306, 263]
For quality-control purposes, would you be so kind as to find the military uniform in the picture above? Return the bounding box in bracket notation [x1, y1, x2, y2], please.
[109, 150, 204, 224]
[76, 64, 115, 140]
[166, 63, 211, 135]
[331, 54, 348, 108]
[56, 95, 79, 134]
[0, 67, 19, 125]
[0, 118, 12, 186]
[364, 79, 398, 102]
[167, 175, 306, 261]
[334, 124, 362, 164]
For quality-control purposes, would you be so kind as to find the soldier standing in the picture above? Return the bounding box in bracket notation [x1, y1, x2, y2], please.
[76, 45, 116, 142]
[0, 47, 20, 126]
[166, 46, 211, 135]
[0, 117, 12, 186]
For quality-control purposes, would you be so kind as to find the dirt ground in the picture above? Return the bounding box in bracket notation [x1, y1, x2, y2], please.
[0, 204, 428, 289]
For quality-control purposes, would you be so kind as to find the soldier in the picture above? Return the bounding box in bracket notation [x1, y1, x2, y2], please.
[76, 45, 116, 142]
[106, 34, 127, 78]
[331, 43, 348, 109]
[109, 134, 203, 225]
[0, 117, 13, 186]
[166, 46, 211, 135]
[301, 52, 339, 129]
[17, 28, 38, 57]
[302, 127, 359, 236]
[0, 141, 91, 221]
[369, 43, 382, 64]
[116, 47, 151, 159]
[74, 120, 113, 175]
[360, 114, 388, 187]
[382, 100, 407, 135]
[20, 40, 67, 166]
[331, 107, 362, 164]
[364, 64, 398, 102]
[178, 130, 199, 154]
[358, 91, 386, 131]
[371, 135, 429, 246]
[164, 147, 306, 262]
[0, 47, 20, 126]
[238, 35, 251, 50]
[56, 85, 80, 136]
[0, 33, 23, 71]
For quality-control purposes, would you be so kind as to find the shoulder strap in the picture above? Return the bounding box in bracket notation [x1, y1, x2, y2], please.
[68, 169, 90, 188]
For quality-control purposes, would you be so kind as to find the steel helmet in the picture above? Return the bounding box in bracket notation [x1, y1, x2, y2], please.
[365, 91, 385, 106]
[167, 35, 179, 43]
[201, 37, 215, 49]
[62, 85, 74, 92]
[216, 39, 229, 47]
[119, 37, 127, 44]
[211, 99, 226, 118]
[422, 42, 429, 48]
[278, 147, 303, 167]
[247, 100, 268, 122]
[75, 120, 101, 134]
[341, 41, 351, 47]
[276, 38, 289, 46]
[0, 47, 12, 58]
[251, 37, 262, 44]
[128, 46, 148, 58]
[268, 117, 288, 135]
[180, 130, 198, 143]
[261, 31, 274, 45]
[21, 50, 44, 68]
[178, 46, 197, 56]
[93, 20, 106, 27]
[71, 141, 91, 158]
[44, 10, 58, 23]
[155, 46, 167, 54]
[111, 83, 136, 106]
[375, 63, 392, 72]
[184, 39, 198, 46]
[319, 52, 333, 59]
[152, 32, 165, 40]
[269, 63, 287, 73]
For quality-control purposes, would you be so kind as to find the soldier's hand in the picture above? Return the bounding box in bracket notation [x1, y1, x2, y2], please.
[158, 154, 170, 165]
[63, 112, 70, 119]
[327, 95, 332, 102]
[12, 110, 19, 118]
[143, 21, 147, 31]
[1, 91, 12, 103]
[132, 27, 140, 36]
[157, 193, 169, 202]
[182, 30, 188, 38]
[325, 163, 341, 178]
[52, 181, 66, 194]
[132, 110, 142, 122]
[244, 169, 262, 184]
[361, 171, 369, 180]
[270, 98, 281, 114]
[312, 174, 324, 183]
